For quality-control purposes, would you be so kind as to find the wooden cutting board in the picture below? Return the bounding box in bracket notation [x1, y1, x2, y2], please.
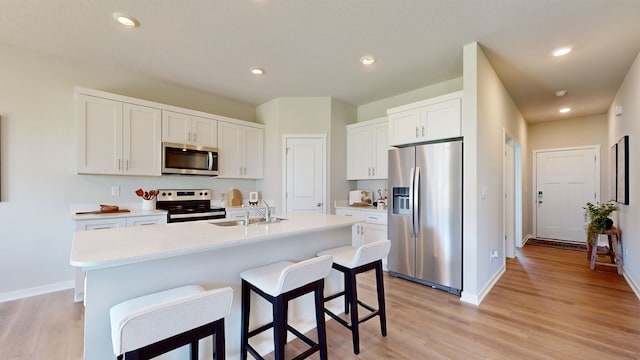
[229, 189, 243, 206]
[75, 209, 131, 215]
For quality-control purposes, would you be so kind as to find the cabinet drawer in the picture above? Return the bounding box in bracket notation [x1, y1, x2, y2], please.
[335, 209, 362, 217]
[363, 213, 387, 225]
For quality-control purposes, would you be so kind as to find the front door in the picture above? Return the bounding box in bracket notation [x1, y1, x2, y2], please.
[284, 136, 326, 214]
[535, 147, 599, 242]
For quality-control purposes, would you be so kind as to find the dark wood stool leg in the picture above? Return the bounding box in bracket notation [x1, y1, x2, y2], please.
[190, 340, 198, 359]
[347, 269, 360, 354]
[214, 319, 226, 360]
[315, 280, 328, 360]
[343, 270, 350, 315]
[375, 261, 387, 336]
[240, 280, 250, 360]
[273, 296, 287, 360]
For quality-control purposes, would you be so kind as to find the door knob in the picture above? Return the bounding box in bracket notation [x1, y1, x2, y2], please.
[317, 203, 322, 207]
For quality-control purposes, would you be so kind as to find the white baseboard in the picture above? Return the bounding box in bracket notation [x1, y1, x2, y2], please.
[0, 281, 74, 303]
[520, 233, 534, 247]
[460, 264, 506, 305]
[623, 268, 640, 301]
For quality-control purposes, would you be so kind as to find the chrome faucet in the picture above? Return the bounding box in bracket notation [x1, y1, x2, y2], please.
[244, 200, 272, 222]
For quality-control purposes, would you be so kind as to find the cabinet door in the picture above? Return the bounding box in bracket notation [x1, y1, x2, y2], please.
[123, 103, 162, 176]
[77, 94, 123, 175]
[421, 98, 461, 141]
[217, 122, 243, 178]
[161, 110, 191, 143]
[362, 223, 388, 243]
[373, 122, 388, 179]
[388, 108, 420, 146]
[192, 116, 218, 147]
[347, 126, 374, 180]
[352, 224, 365, 247]
[243, 126, 264, 179]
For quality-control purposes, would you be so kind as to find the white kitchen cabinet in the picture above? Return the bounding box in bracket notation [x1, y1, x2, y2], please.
[73, 212, 167, 302]
[387, 91, 462, 146]
[335, 207, 388, 268]
[162, 110, 218, 147]
[218, 121, 264, 179]
[347, 117, 388, 180]
[335, 208, 388, 246]
[76, 94, 162, 176]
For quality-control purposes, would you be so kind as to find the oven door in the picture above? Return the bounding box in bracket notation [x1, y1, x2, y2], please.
[162, 142, 219, 176]
[167, 210, 226, 223]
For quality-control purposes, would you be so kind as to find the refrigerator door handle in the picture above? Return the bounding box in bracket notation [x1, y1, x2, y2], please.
[413, 166, 420, 236]
[409, 167, 416, 237]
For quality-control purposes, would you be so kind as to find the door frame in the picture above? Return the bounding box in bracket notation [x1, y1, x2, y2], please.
[532, 145, 601, 239]
[503, 129, 522, 258]
[281, 134, 327, 214]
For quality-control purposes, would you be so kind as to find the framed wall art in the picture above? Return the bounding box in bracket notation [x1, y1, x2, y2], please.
[616, 135, 629, 205]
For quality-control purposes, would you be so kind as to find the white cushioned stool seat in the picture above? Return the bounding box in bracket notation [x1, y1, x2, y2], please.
[240, 255, 333, 296]
[317, 240, 391, 269]
[110, 284, 233, 356]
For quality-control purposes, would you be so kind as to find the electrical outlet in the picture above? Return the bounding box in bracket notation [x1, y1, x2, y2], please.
[111, 185, 120, 196]
[625, 248, 629, 257]
[490, 250, 499, 262]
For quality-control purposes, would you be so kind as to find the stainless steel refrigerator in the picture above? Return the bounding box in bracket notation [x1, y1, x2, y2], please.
[387, 139, 463, 295]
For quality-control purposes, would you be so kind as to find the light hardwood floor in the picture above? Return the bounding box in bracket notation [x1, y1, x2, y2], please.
[2, 245, 639, 360]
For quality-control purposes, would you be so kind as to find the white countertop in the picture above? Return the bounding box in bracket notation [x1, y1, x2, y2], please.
[71, 209, 168, 220]
[70, 212, 364, 270]
[334, 204, 387, 214]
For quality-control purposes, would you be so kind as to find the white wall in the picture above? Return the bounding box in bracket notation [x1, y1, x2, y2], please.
[461, 42, 529, 304]
[0, 43, 258, 299]
[608, 50, 640, 296]
[356, 77, 463, 122]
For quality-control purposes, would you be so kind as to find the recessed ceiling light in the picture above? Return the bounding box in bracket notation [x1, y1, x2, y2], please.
[555, 90, 568, 97]
[559, 107, 572, 113]
[250, 67, 265, 76]
[360, 56, 376, 65]
[113, 12, 139, 27]
[553, 47, 572, 57]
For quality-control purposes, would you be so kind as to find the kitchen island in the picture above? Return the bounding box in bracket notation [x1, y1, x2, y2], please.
[71, 212, 363, 360]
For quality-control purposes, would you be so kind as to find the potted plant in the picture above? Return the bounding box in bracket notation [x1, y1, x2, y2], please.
[583, 201, 619, 244]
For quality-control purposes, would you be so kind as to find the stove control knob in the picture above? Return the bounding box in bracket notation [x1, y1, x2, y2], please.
[161, 192, 167, 196]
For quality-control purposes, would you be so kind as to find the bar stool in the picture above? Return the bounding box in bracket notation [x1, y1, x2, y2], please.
[317, 240, 391, 354]
[110, 285, 233, 360]
[240, 255, 333, 360]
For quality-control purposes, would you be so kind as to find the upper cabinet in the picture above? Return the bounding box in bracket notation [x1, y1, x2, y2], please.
[76, 94, 162, 176]
[217, 121, 264, 179]
[162, 110, 218, 148]
[387, 91, 462, 146]
[347, 117, 388, 180]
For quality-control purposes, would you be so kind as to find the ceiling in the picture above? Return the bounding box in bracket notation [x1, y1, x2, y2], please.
[1, 0, 639, 123]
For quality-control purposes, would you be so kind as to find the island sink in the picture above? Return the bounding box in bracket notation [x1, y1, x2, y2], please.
[211, 217, 287, 227]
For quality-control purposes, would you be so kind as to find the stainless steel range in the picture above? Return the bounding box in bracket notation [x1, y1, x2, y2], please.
[156, 189, 226, 223]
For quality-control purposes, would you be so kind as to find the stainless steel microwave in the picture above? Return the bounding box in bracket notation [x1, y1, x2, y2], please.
[162, 142, 219, 176]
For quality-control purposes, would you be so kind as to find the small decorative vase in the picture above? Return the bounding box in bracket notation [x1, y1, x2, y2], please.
[141, 199, 154, 211]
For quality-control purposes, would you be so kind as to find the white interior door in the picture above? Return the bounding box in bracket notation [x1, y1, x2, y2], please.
[535, 147, 599, 242]
[284, 136, 326, 214]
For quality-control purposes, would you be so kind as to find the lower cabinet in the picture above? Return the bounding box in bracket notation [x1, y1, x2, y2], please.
[73, 213, 167, 302]
[335, 207, 388, 269]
